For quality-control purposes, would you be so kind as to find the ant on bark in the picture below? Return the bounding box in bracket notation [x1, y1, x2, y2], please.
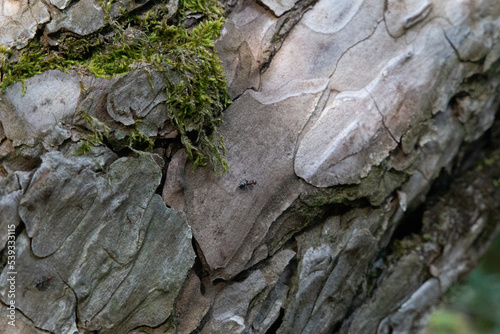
[239, 180, 257, 190]
[35, 276, 52, 291]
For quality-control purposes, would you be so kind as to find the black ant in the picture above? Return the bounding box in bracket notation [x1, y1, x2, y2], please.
[35, 276, 52, 291]
[239, 180, 257, 190]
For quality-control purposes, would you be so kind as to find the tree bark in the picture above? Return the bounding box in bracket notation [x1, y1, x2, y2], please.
[1, 0, 500, 333]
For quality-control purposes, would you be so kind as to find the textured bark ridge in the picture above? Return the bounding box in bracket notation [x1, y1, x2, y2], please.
[1, 0, 500, 333]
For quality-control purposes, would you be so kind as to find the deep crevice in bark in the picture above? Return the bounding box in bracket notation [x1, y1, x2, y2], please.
[390, 203, 425, 244]
[265, 307, 284, 334]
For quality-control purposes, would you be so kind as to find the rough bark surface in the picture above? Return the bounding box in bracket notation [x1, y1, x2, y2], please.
[1, 0, 500, 333]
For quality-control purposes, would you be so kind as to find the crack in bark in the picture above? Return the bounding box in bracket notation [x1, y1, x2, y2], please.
[382, 1, 398, 40]
[366, 88, 400, 144]
[442, 28, 463, 63]
[33, 193, 99, 260]
[292, 20, 385, 179]
[86, 194, 166, 328]
[293, 85, 333, 162]
[56, 271, 81, 334]
[259, 0, 319, 75]
[101, 246, 128, 267]
[229, 86, 260, 103]
[330, 19, 384, 80]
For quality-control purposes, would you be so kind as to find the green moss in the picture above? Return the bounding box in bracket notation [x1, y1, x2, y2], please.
[75, 112, 111, 156]
[0, 1, 230, 173]
[128, 125, 155, 152]
[159, 19, 229, 172]
[178, 0, 224, 19]
[0, 40, 76, 93]
[75, 112, 156, 155]
[60, 36, 100, 61]
[0, 45, 12, 84]
[98, 0, 116, 13]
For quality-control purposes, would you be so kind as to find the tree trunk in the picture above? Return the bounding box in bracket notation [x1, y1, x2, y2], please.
[1, 0, 500, 333]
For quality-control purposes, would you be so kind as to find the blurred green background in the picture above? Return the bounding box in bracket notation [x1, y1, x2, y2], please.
[425, 232, 500, 334]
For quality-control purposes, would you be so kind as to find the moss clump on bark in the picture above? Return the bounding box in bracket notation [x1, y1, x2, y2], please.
[75, 113, 112, 156]
[0, 0, 230, 174]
